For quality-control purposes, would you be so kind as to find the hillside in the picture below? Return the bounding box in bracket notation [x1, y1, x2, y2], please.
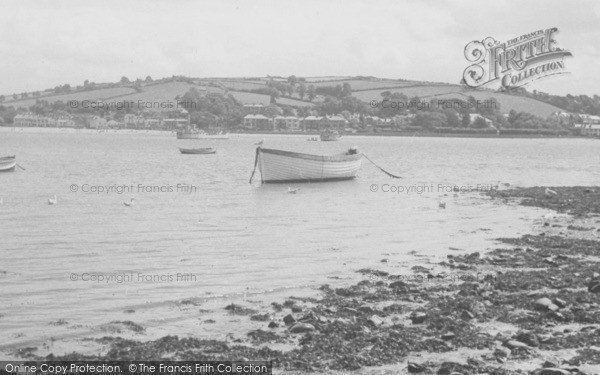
[2, 77, 561, 117]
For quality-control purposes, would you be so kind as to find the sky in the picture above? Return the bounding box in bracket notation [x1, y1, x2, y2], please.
[1, 0, 599, 97]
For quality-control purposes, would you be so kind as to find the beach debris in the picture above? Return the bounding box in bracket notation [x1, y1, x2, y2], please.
[289, 322, 315, 333]
[534, 297, 559, 311]
[438, 201, 446, 209]
[441, 332, 455, 341]
[407, 362, 426, 373]
[409, 311, 427, 324]
[283, 314, 296, 326]
[460, 310, 475, 320]
[47, 195, 57, 205]
[123, 198, 135, 207]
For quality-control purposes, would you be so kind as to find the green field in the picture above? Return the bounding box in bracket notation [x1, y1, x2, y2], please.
[6, 87, 137, 108]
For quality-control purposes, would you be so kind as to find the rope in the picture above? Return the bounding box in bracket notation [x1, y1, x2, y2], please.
[249, 147, 260, 184]
[17, 164, 26, 171]
[362, 153, 402, 179]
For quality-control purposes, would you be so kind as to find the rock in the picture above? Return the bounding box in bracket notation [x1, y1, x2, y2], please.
[461, 310, 475, 320]
[410, 312, 427, 324]
[341, 307, 359, 315]
[390, 280, 409, 291]
[358, 306, 375, 314]
[283, 314, 296, 326]
[504, 340, 530, 350]
[535, 297, 559, 311]
[553, 298, 567, 308]
[441, 332, 456, 341]
[368, 315, 384, 326]
[268, 321, 278, 329]
[494, 347, 511, 361]
[516, 331, 539, 347]
[289, 322, 316, 333]
[539, 369, 571, 375]
[291, 306, 303, 313]
[407, 362, 426, 373]
[588, 279, 600, 293]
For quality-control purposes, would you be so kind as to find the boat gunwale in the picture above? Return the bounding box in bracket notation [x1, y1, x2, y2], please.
[258, 147, 362, 162]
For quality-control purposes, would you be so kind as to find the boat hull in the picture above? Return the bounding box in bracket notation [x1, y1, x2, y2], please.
[257, 148, 362, 183]
[179, 148, 216, 154]
[0, 156, 16, 172]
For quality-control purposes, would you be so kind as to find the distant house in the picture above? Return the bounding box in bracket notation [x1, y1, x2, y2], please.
[243, 114, 271, 130]
[13, 114, 50, 127]
[124, 114, 146, 129]
[581, 124, 600, 136]
[243, 104, 265, 115]
[145, 118, 161, 129]
[324, 115, 348, 130]
[274, 116, 300, 131]
[163, 118, 190, 130]
[468, 114, 494, 127]
[302, 116, 323, 131]
[89, 116, 107, 129]
[580, 114, 600, 125]
[55, 118, 75, 128]
[106, 120, 122, 129]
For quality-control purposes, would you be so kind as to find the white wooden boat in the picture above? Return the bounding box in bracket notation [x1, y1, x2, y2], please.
[179, 147, 216, 154]
[255, 147, 362, 183]
[0, 155, 16, 172]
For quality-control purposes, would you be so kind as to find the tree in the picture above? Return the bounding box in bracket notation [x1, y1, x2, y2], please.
[341, 83, 352, 97]
[0, 95, 4, 103]
[287, 75, 298, 86]
[12, 94, 18, 100]
[145, 76, 153, 83]
[84, 80, 90, 90]
[120, 76, 130, 84]
[472, 117, 489, 128]
[412, 112, 447, 130]
[444, 111, 460, 127]
[307, 85, 316, 101]
[461, 113, 470, 127]
[21, 92, 29, 99]
[297, 83, 306, 100]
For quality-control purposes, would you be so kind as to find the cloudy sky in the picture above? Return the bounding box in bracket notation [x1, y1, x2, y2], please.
[1, 0, 599, 96]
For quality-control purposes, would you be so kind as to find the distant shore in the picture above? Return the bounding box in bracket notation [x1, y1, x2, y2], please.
[1, 126, 597, 140]
[13, 186, 600, 374]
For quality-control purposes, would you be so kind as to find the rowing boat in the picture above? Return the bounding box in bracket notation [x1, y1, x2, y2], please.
[253, 147, 361, 183]
[179, 148, 216, 154]
[0, 155, 16, 172]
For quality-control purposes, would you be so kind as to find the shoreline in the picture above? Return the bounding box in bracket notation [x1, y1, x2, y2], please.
[5, 187, 600, 374]
[1, 126, 598, 140]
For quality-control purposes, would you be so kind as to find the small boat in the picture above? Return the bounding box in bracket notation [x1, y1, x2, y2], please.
[179, 147, 216, 155]
[0, 155, 16, 172]
[253, 147, 362, 183]
[320, 129, 341, 141]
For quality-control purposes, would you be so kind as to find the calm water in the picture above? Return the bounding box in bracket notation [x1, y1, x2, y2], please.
[1, 129, 599, 352]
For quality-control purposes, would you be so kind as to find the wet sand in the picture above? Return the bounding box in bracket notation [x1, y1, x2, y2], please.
[5, 187, 600, 375]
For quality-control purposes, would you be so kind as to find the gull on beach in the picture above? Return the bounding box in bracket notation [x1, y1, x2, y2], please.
[47, 195, 57, 205]
[123, 198, 135, 207]
[287, 186, 299, 194]
[438, 201, 446, 209]
[545, 188, 558, 197]
[255, 139, 264, 146]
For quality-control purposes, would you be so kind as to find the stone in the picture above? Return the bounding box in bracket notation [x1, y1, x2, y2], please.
[441, 332, 456, 341]
[516, 331, 539, 347]
[368, 315, 384, 326]
[407, 362, 426, 373]
[553, 298, 567, 308]
[289, 322, 316, 333]
[539, 369, 570, 375]
[410, 312, 427, 324]
[588, 279, 600, 294]
[461, 310, 475, 320]
[291, 306, 303, 313]
[268, 321, 278, 329]
[535, 297, 559, 311]
[504, 340, 530, 349]
[283, 314, 295, 326]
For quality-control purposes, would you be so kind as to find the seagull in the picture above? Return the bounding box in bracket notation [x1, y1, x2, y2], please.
[123, 198, 135, 207]
[255, 139, 264, 146]
[438, 201, 446, 209]
[287, 187, 299, 194]
[545, 188, 558, 197]
[47, 195, 57, 205]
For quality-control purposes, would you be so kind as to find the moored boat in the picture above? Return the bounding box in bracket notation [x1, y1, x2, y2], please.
[179, 147, 216, 154]
[320, 129, 340, 141]
[0, 155, 16, 172]
[252, 147, 362, 183]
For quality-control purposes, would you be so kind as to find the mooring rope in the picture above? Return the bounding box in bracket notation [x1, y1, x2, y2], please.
[249, 147, 260, 184]
[362, 153, 402, 179]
